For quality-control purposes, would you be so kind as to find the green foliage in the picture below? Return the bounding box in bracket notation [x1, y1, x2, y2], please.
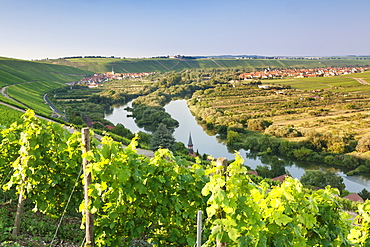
[348, 200, 370, 245]
[110, 123, 134, 139]
[358, 189, 370, 201]
[129, 104, 179, 132]
[84, 137, 209, 246]
[0, 112, 369, 246]
[300, 169, 345, 192]
[150, 123, 176, 151]
[247, 119, 272, 131]
[0, 110, 84, 216]
[202, 156, 352, 246]
[256, 155, 288, 178]
[226, 129, 241, 145]
[0, 104, 23, 127]
[265, 125, 301, 138]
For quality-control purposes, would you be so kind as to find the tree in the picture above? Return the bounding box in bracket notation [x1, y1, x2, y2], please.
[247, 119, 272, 131]
[356, 134, 370, 152]
[358, 188, 370, 200]
[111, 123, 134, 139]
[226, 129, 240, 145]
[300, 170, 345, 192]
[150, 123, 176, 151]
[256, 155, 287, 178]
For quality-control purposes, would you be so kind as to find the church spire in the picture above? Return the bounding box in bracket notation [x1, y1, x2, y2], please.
[188, 132, 194, 155]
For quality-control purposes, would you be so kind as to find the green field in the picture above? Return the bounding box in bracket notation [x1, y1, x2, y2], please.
[41, 57, 370, 73]
[275, 71, 370, 95]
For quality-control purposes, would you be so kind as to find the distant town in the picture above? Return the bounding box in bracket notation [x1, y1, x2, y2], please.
[77, 69, 157, 88]
[75, 66, 370, 89]
[239, 66, 370, 80]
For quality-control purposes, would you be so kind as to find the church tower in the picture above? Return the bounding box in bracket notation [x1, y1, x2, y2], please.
[188, 133, 195, 156]
[111, 66, 114, 75]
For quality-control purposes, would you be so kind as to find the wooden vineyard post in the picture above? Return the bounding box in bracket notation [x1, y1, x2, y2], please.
[12, 187, 24, 236]
[82, 128, 94, 247]
[197, 210, 203, 247]
[216, 157, 228, 247]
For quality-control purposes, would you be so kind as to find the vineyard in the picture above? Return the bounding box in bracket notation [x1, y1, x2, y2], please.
[0, 111, 369, 246]
[6, 81, 66, 115]
[0, 57, 91, 116]
[0, 104, 23, 126]
[0, 57, 90, 85]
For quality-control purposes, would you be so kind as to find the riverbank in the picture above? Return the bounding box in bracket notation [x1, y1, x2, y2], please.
[106, 99, 370, 193]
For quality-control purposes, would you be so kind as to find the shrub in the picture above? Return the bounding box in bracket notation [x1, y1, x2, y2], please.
[265, 125, 301, 138]
[356, 134, 370, 152]
[247, 119, 272, 131]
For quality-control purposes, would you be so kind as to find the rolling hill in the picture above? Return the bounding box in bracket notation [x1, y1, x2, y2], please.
[0, 57, 92, 115]
[40, 57, 370, 73]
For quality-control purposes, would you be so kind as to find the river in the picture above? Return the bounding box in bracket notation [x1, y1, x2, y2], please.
[105, 99, 370, 193]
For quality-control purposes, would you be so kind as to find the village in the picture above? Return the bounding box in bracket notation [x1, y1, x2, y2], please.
[77, 66, 370, 89]
[239, 66, 370, 80]
[78, 69, 157, 88]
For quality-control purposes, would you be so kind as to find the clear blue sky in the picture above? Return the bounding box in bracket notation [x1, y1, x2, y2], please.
[1, 0, 369, 60]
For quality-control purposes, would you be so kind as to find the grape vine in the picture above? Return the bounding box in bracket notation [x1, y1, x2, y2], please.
[0, 110, 369, 246]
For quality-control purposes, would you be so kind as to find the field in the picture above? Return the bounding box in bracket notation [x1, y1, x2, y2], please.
[41, 57, 370, 73]
[192, 70, 370, 138]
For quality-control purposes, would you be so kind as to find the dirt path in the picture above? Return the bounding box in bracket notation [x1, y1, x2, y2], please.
[352, 77, 370, 85]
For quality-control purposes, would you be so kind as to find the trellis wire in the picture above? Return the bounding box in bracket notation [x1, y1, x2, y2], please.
[50, 166, 83, 246]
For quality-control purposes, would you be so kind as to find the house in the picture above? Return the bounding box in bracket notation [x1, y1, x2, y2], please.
[343, 193, 364, 203]
[248, 170, 259, 177]
[258, 85, 270, 89]
[272, 174, 290, 183]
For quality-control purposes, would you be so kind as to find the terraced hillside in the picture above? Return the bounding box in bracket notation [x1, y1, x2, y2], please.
[0, 57, 91, 115]
[42, 57, 370, 73]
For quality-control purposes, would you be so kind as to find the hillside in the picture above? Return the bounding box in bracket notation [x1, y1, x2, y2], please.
[40, 57, 370, 73]
[0, 57, 91, 87]
[0, 57, 92, 115]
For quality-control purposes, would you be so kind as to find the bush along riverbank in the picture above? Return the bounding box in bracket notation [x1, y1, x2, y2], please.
[210, 123, 370, 175]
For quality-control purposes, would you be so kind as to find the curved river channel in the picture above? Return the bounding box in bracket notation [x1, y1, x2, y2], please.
[105, 99, 370, 193]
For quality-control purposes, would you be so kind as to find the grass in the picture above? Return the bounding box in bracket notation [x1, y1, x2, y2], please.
[275, 72, 370, 93]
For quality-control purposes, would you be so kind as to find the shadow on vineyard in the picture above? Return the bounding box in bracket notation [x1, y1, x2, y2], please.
[0, 110, 370, 246]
